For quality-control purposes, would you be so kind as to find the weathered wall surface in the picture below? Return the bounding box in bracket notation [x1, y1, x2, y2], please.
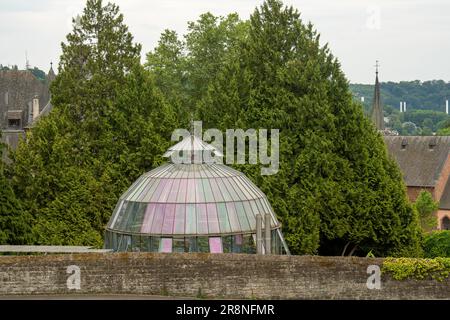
[0, 253, 448, 299]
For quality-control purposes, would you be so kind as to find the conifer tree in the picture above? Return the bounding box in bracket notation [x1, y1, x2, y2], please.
[0, 135, 32, 244]
[197, 0, 422, 256]
[11, 0, 177, 246]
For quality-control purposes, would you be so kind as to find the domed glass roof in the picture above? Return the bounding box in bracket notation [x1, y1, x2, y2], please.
[105, 133, 289, 254]
[107, 162, 279, 236]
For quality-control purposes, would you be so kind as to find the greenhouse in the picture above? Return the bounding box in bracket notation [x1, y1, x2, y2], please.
[104, 134, 290, 254]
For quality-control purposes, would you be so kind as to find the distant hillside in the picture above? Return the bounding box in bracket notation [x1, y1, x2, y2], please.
[350, 80, 450, 114]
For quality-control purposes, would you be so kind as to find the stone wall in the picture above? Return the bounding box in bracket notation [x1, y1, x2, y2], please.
[0, 253, 448, 299]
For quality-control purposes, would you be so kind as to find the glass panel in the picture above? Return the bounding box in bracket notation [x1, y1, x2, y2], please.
[216, 179, 232, 201]
[150, 203, 165, 234]
[197, 237, 209, 252]
[135, 178, 157, 202]
[141, 179, 161, 202]
[226, 202, 241, 232]
[196, 203, 208, 234]
[195, 179, 205, 202]
[172, 238, 185, 253]
[243, 201, 256, 230]
[167, 179, 180, 202]
[232, 234, 243, 253]
[150, 179, 168, 202]
[221, 178, 240, 201]
[243, 234, 256, 254]
[174, 204, 185, 234]
[202, 179, 214, 202]
[206, 203, 220, 234]
[185, 237, 197, 252]
[159, 238, 172, 253]
[151, 237, 160, 252]
[161, 203, 176, 234]
[209, 237, 223, 253]
[129, 202, 147, 233]
[209, 179, 224, 202]
[140, 203, 156, 233]
[158, 179, 175, 202]
[235, 202, 250, 231]
[186, 204, 197, 234]
[177, 179, 188, 202]
[217, 203, 231, 233]
[131, 235, 141, 252]
[186, 179, 196, 203]
[222, 235, 232, 253]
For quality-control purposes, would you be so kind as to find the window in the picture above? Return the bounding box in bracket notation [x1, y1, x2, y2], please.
[8, 119, 20, 128]
[442, 217, 450, 230]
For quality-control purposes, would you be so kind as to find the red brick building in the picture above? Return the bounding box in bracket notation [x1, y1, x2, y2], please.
[384, 136, 450, 230]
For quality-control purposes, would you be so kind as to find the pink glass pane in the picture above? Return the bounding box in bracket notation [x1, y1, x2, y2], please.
[161, 203, 176, 234]
[209, 237, 223, 253]
[196, 203, 208, 234]
[174, 204, 185, 234]
[177, 179, 188, 202]
[140, 203, 156, 233]
[160, 238, 173, 253]
[206, 203, 220, 233]
[150, 203, 165, 233]
[186, 204, 197, 234]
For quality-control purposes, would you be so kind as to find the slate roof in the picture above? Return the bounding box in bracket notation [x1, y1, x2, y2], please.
[384, 136, 450, 187]
[438, 177, 450, 209]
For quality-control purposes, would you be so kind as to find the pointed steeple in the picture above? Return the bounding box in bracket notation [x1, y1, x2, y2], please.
[370, 60, 384, 130]
[47, 61, 56, 83]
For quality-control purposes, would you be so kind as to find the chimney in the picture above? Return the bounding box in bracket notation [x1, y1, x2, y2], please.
[403, 101, 406, 112]
[400, 102, 403, 112]
[32, 96, 39, 120]
[446, 99, 449, 115]
[361, 96, 365, 103]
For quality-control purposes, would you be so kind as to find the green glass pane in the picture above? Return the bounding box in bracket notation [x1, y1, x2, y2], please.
[217, 203, 231, 233]
[235, 202, 250, 231]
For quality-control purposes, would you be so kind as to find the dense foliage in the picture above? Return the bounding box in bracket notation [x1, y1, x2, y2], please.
[148, 0, 423, 256]
[423, 231, 450, 258]
[2, 0, 424, 257]
[9, 0, 177, 247]
[382, 257, 450, 282]
[0, 133, 32, 244]
[414, 191, 439, 232]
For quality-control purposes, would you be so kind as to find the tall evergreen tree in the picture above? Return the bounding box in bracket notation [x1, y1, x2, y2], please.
[10, 0, 177, 246]
[197, 0, 422, 256]
[0, 134, 32, 244]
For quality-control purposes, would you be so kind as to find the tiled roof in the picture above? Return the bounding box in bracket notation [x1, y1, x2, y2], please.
[384, 136, 450, 187]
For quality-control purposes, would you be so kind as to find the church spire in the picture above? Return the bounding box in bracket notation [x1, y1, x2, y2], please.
[370, 60, 384, 130]
[47, 61, 56, 83]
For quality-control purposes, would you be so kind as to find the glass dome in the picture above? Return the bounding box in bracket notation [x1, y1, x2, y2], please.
[105, 135, 290, 254]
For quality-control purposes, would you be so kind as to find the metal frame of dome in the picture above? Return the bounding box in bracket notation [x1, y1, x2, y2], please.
[105, 134, 290, 255]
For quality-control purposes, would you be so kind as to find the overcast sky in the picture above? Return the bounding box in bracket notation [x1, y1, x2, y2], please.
[1, 0, 449, 84]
